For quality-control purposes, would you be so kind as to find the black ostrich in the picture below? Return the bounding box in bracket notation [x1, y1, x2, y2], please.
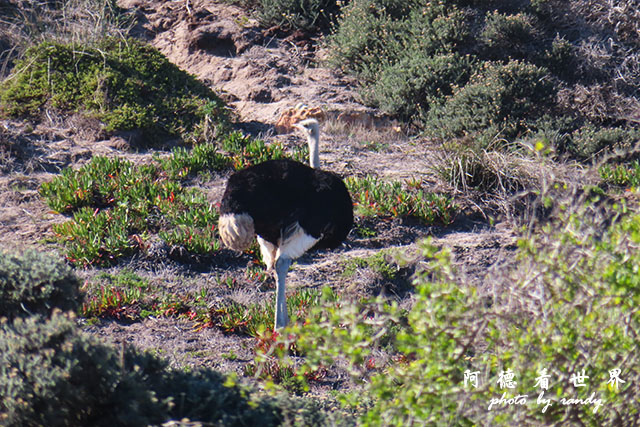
[218, 119, 353, 329]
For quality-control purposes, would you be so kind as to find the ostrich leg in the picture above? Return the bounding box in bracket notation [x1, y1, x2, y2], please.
[274, 256, 292, 329]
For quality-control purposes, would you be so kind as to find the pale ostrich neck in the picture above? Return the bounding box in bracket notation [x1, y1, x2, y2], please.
[308, 131, 320, 169]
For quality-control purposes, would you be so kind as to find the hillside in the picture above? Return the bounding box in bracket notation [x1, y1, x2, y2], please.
[1, 0, 639, 425]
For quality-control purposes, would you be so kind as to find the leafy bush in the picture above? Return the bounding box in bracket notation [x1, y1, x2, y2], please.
[0, 311, 289, 426]
[480, 11, 537, 60]
[0, 250, 82, 320]
[363, 52, 473, 121]
[0, 38, 227, 144]
[328, 0, 639, 158]
[425, 60, 556, 144]
[256, 0, 343, 31]
[274, 198, 640, 425]
[328, 0, 468, 79]
[568, 125, 640, 160]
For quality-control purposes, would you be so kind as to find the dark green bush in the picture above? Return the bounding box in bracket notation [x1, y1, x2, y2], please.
[0, 312, 165, 426]
[327, 0, 638, 159]
[568, 125, 640, 160]
[326, 0, 415, 76]
[480, 11, 537, 60]
[0, 310, 347, 426]
[363, 52, 473, 120]
[0, 38, 227, 145]
[425, 60, 556, 144]
[0, 250, 82, 320]
[328, 0, 467, 79]
[542, 35, 578, 81]
[256, 0, 343, 31]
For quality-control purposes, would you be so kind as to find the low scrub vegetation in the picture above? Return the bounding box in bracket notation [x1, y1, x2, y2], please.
[230, 0, 343, 31]
[0, 38, 227, 144]
[81, 270, 196, 322]
[0, 250, 83, 320]
[273, 196, 640, 425]
[327, 0, 640, 164]
[0, 311, 329, 426]
[346, 175, 456, 225]
[39, 155, 222, 265]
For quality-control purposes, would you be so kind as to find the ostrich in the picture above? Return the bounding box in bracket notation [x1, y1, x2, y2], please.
[218, 119, 353, 329]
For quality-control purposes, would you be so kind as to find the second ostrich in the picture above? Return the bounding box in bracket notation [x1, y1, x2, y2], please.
[218, 119, 353, 329]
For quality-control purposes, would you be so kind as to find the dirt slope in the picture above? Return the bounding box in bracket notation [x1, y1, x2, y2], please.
[121, 0, 371, 128]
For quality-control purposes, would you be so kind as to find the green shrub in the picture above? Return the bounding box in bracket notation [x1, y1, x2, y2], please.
[327, 0, 637, 156]
[159, 142, 230, 180]
[275, 199, 640, 425]
[256, 0, 343, 31]
[363, 52, 473, 121]
[0, 38, 227, 144]
[0, 311, 287, 426]
[568, 125, 640, 160]
[0, 312, 165, 426]
[425, 60, 556, 144]
[599, 160, 640, 189]
[328, 0, 467, 79]
[480, 11, 537, 60]
[0, 250, 82, 320]
[541, 35, 578, 81]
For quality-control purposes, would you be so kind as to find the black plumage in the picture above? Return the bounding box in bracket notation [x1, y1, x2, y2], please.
[220, 159, 353, 250]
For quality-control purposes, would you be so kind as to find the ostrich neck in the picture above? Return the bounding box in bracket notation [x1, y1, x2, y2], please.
[308, 133, 320, 169]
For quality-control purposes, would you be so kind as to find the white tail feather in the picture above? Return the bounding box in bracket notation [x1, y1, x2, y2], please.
[218, 213, 255, 251]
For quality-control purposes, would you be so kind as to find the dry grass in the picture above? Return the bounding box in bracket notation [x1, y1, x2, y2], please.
[430, 138, 592, 224]
[0, 0, 133, 78]
[322, 116, 407, 147]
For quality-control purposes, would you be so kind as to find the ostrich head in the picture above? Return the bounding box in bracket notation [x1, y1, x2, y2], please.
[294, 118, 321, 169]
